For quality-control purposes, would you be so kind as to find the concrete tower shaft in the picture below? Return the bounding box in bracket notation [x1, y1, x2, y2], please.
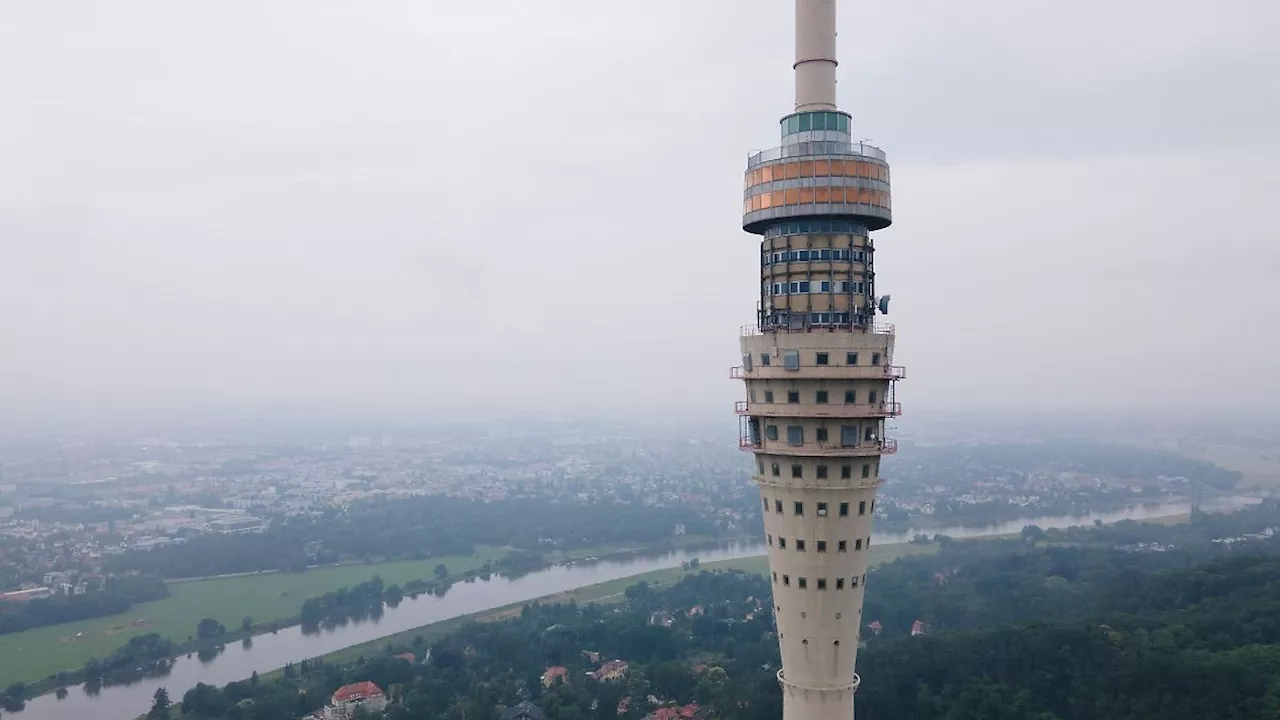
[735, 1, 901, 719]
[795, 0, 838, 112]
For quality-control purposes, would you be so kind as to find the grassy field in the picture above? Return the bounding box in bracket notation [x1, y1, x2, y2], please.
[0, 548, 508, 687]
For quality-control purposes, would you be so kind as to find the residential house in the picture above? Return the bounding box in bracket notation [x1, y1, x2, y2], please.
[594, 660, 629, 681]
[541, 666, 568, 688]
[648, 703, 699, 720]
[322, 681, 387, 720]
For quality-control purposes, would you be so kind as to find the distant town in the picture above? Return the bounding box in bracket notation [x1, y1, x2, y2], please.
[0, 418, 1263, 596]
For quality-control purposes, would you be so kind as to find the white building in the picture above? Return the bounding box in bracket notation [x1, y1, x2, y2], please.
[322, 681, 387, 720]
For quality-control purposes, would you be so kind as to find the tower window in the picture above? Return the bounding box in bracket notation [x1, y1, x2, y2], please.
[779, 537, 786, 549]
[788, 391, 800, 404]
[817, 540, 827, 553]
[794, 501, 804, 516]
[761, 353, 772, 366]
[869, 390, 878, 404]
[792, 465, 803, 479]
[858, 501, 866, 516]
[798, 577, 807, 589]
[851, 576, 859, 587]
[839, 502, 849, 517]
[817, 501, 828, 515]
[787, 426, 804, 446]
[836, 578, 845, 590]
[772, 571, 778, 583]
[771, 463, 780, 477]
[762, 497, 769, 511]
[862, 464, 871, 479]
[766, 425, 778, 441]
[783, 575, 790, 586]
[846, 352, 858, 365]
[871, 353, 881, 366]
[767, 534, 773, 545]
[816, 352, 829, 366]
[764, 390, 775, 403]
[796, 539, 806, 551]
[838, 540, 847, 552]
[816, 390, 829, 404]
[844, 390, 856, 404]
[855, 539, 863, 551]
[784, 351, 800, 370]
[841, 465, 852, 479]
[840, 426, 858, 447]
[816, 466, 828, 480]
[775, 499, 783, 513]
[817, 578, 827, 590]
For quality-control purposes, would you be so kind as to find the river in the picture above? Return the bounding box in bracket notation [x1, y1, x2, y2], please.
[15, 495, 1258, 720]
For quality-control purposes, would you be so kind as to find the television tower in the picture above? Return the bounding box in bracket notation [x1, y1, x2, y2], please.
[733, 1, 902, 719]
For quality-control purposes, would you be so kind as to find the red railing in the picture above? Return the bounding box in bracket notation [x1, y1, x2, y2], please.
[734, 402, 901, 418]
[730, 365, 905, 380]
[741, 321, 898, 337]
[737, 437, 900, 455]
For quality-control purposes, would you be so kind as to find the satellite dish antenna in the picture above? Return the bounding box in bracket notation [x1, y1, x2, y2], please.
[877, 295, 891, 315]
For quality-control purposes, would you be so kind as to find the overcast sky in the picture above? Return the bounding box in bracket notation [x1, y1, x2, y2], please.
[1, 0, 1277, 427]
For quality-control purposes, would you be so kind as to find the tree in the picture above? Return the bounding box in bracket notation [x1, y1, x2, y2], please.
[624, 581, 650, 601]
[197, 617, 226, 639]
[241, 616, 253, 633]
[1020, 525, 1046, 545]
[147, 687, 171, 719]
[434, 563, 449, 579]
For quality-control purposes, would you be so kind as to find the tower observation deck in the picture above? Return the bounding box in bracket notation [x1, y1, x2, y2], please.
[734, 2, 901, 719]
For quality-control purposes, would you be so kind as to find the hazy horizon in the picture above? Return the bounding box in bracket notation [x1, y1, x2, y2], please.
[2, 0, 1277, 427]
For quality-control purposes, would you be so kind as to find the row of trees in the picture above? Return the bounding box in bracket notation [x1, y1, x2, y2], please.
[0, 573, 168, 636]
[105, 496, 720, 579]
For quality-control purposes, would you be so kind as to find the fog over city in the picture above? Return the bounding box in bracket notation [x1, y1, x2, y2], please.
[1, 0, 1276, 426]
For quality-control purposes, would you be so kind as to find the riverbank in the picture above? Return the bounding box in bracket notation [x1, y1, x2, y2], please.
[0, 548, 508, 690]
[7, 534, 744, 699]
[296, 539, 941, 673]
